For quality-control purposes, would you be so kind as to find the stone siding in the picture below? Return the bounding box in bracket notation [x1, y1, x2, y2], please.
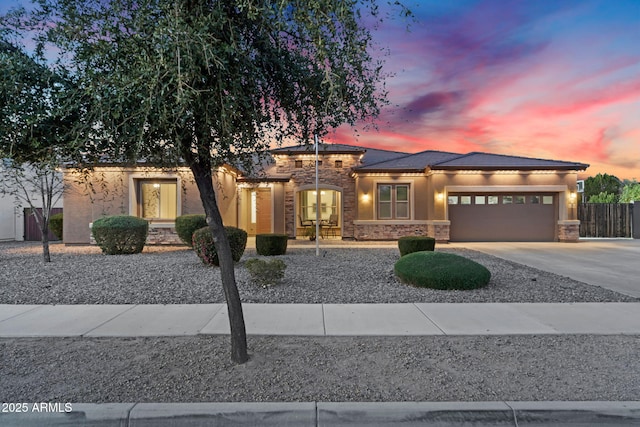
[558, 220, 580, 242]
[89, 224, 185, 246]
[276, 154, 359, 239]
[354, 223, 429, 240]
[426, 221, 451, 242]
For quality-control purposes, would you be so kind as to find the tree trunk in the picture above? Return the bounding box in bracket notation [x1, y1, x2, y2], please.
[41, 225, 51, 263]
[190, 160, 248, 364]
[32, 209, 51, 263]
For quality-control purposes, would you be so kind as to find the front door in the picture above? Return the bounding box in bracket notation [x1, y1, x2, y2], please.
[248, 188, 272, 235]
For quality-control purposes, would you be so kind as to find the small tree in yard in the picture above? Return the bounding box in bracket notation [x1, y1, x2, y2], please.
[18, 0, 408, 363]
[0, 35, 74, 262]
[620, 180, 640, 203]
[584, 173, 622, 203]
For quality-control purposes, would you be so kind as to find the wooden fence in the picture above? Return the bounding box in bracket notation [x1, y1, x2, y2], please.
[23, 208, 63, 241]
[578, 203, 633, 238]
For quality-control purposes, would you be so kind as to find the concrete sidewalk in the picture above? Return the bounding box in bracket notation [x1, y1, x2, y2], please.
[2, 401, 640, 426]
[1, 302, 639, 337]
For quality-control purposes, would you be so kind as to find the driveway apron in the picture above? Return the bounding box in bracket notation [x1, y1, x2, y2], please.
[451, 240, 640, 298]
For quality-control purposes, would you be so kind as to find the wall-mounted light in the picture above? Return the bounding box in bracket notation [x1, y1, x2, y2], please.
[362, 192, 370, 202]
[569, 192, 577, 201]
[436, 192, 444, 202]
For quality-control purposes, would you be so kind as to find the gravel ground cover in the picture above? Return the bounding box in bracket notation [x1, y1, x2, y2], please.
[1, 335, 638, 402]
[0, 241, 636, 304]
[1, 241, 638, 403]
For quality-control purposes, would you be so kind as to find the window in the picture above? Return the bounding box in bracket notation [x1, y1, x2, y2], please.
[488, 196, 499, 205]
[335, 160, 343, 168]
[514, 195, 526, 204]
[294, 160, 303, 168]
[503, 195, 513, 204]
[138, 180, 177, 220]
[460, 196, 471, 205]
[475, 195, 486, 205]
[531, 195, 540, 204]
[299, 189, 340, 222]
[378, 184, 410, 219]
[543, 195, 553, 205]
[448, 196, 459, 205]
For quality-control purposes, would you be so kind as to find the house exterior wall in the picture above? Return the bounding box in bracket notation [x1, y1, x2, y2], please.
[62, 166, 237, 245]
[274, 152, 359, 238]
[353, 173, 430, 240]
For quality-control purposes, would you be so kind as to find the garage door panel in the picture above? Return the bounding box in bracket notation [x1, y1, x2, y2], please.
[448, 193, 556, 242]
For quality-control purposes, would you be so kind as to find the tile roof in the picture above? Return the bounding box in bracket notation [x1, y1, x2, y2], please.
[431, 152, 589, 170]
[355, 150, 462, 172]
[269, 144, 589, 175]
[271, 143, 409, 166]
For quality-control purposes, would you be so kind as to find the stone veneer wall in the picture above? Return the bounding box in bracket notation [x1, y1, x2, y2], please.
[354, 223, 429, 240]
[426, 220, 450, 242]
[558, 220, 580, 242]
[89, 224, 184, 245]
[276, 154, 359, 239]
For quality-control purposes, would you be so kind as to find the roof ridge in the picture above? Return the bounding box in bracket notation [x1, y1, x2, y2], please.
[456, 151, 588, 165]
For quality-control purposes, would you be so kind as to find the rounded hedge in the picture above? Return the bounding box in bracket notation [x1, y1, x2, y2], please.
[398, 235, 436, 256]
[193, 226, 248, 266]
[91, 215, 148, 255]
[394, 251, 491, 290]
[255, 234, 288, 256]
[175, 214, 208, 247]
[49, 213, 63, 241]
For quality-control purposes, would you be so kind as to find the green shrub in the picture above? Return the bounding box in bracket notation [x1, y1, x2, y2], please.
[398, 235, 436, 256]
[394, 251, 491, 290]
[91, 215, 148, 255]
[49, 213, 63, 241]
[255, 234, 288, 256]
[175, 214, 207, 247]
[245, 258, 286, 287]
[192, 226, 248, 266]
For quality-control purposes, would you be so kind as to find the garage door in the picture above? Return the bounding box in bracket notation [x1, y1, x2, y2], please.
[448, 193, 557, 242]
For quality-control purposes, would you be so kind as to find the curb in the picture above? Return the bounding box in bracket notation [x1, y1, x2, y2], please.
[1, 401, 639, 426]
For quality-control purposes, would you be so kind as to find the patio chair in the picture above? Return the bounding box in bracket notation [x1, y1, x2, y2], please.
[321, 214, 339, 238]
[298, 215, 313, 227]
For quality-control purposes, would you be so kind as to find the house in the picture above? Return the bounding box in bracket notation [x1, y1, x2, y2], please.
[0, 165, 64, 242]
[61, 143, 588, 244]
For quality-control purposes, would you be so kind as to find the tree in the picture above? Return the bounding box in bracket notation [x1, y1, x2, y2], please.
[0, 35, 74, 262]
[587, 191, 617, 203]
[620, 180, 640, 203]
[28, 0, 405, 363]
[584, 173, 621, 203]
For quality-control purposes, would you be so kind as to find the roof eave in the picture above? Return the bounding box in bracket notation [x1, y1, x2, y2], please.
[354, 168, 426, 174]
[431, 165, 588, 171]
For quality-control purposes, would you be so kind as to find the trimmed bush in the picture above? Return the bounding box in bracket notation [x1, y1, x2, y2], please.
[394, 251, 491, 290]
[245, 258, 286, 287]
[398, 235, 436, 256]
[49, 213, 64, 241]
[91, 215, 148, 255]
[175, 214, 207, 247]
[192, 226, 248, 266]
[255, 234, 288, 256]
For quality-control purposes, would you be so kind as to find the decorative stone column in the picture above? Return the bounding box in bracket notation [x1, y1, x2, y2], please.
[426, 220, 451, 242]
[558, 220, 580, 242]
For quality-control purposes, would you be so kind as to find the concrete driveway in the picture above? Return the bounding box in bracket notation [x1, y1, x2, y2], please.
[450, 239, 640, 298]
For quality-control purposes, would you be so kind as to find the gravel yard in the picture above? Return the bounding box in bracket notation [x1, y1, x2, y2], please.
[2, 335, 639, 402]
[0, 241, 636, 304]
[2, 241, 638, 403]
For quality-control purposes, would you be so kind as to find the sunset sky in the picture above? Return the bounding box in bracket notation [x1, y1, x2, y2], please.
[328, 0, 640, 180]
[2, 0, 638, 180]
